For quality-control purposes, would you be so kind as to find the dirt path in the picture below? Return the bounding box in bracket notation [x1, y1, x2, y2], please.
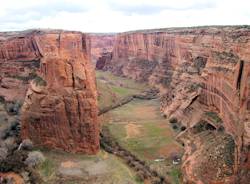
[125, 123, 142, 138]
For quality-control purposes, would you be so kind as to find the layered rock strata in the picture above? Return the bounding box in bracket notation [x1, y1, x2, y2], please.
[0, 30, 99, 154]
[89, 34, 115, 64]
[96, 26, 250, 183]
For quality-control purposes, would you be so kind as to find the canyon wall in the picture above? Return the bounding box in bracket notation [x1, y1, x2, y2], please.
[89, 34, 115, 64]
[0, 30, 99, 154]
[96, 26, 250, 183]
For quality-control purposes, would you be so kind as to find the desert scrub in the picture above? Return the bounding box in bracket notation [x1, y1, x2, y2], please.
[33, 76, 47, 86]
[25, 151, 45, 167]
[170, 167, 181, 184]
[205, 111, 222, 125]
[5, 70, 38, 82]
[5, 100, 23, 115]
[0, 96, 5, 104]
[38, 159, 55, 178]
[193, 56, 207, 74]
[169, 117, 178, 124]
[224, 136, 235, 167]
[188, 83, 202, 92]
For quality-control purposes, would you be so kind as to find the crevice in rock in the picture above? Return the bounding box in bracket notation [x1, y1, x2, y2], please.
[237, 60, 244, 90]
[58, 33, 61, 50]
[31, 37, 43, 58]
[68, 62, 75, 88]
[76, 94, 82, 125]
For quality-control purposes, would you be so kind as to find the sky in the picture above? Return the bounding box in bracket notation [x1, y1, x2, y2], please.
[0, 0, 249, 33]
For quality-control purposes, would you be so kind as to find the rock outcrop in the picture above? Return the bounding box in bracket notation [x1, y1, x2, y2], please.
[0, 30, 99, 154]
[96, 26, 250, 183]
[89, 34, 115, 64]
[95, 52, 112, 70]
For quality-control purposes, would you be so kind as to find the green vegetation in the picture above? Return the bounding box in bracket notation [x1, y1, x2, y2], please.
[205, 111, 222, 125]
[38, 149, 140, 184]
[38, 159, 55, 178]
[111, 85, 134, 96]
[0, 96, 5, 104]
[5, 100, 23, 115]
[224, 136, 235, 167]
[6, 71, 37, 82]
[124, 132, 171, 159]
[98, 71, 183, 182]
[16, 59, 40, 68]
[96, 71, 146, 109]
[33, 76, 47, 86]
[104, 98, 182, 161]
[188, 83, 202, 92]
[170, 167, 182, 184]
[193, 56, 207, 74]
[169, 117, 178, 124]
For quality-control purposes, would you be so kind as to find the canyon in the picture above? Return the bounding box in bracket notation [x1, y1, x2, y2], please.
[89, 33, 115, 64]
[0, 26, 249, 183]
[0, 30, 99, 154]
[96, 26, 250, 183]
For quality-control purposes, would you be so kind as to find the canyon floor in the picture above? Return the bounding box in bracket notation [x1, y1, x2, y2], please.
[34, 71, 183, 184]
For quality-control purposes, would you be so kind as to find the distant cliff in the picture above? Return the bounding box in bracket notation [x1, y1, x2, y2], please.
[0, 30, 99, 154]
[89, 33, 115, 64]
[96, 26, 250, 183]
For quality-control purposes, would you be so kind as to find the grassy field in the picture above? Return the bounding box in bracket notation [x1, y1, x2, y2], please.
[96, 70, 147, 109]
[102, 98, 183, 183]
[38, 149, 141, 184]
[102, 99, 183, 158]
[97, 71, 183, 183]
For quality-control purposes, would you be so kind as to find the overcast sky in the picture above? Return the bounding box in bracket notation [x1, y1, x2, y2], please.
[0, 0, 249, 32]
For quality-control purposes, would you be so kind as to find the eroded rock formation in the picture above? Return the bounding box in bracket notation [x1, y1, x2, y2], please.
[89, 33, 115, 64]
[96, 26, 250, 183]
[0, 30, 99, 154]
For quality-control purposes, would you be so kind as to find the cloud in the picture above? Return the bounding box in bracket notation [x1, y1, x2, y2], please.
[0, 0, 249, 32]
[108, 0, 216, 15]
[0, 0, 90, 26]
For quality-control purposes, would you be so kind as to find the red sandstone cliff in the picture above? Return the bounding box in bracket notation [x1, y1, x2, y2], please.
[0, 30, 99, 154]
[89, 34, 115, 64]
[96, 26, 250, 183]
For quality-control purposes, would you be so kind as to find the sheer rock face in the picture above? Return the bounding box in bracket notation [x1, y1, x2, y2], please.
[89, 34, 115, 64]
[0, 30, 99, 154]
[95, 52, 112, 70]
[97, 27, 250, 183]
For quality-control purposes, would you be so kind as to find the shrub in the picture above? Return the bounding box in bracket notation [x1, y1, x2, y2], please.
[193, 56, 207, 74]
[0, 147, 8, 161]
[3, 121, 21, 139]
[1, 177, 14, 184]
[172, 124, 178, 130]
[0, 150, 27, 172]
[3, 137, 18, 153]
[0, 96, 5, 104]
[205, 111, 222, 125]
[170, 167, 181, 184]
[135, 171, 145, 182]
[180, 126, 186, 131]
[33, 76, 47, 86]
[224, 137, 235, 167]
[39, 159, 55, 177]
[5, 101, 22, 115]
[25, 151, 45, 168]
[169, 117, 178, 124]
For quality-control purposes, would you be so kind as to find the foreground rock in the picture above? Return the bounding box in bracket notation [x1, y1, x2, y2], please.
[96, 26, 250, 183]
[0, 30, 99, 154]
